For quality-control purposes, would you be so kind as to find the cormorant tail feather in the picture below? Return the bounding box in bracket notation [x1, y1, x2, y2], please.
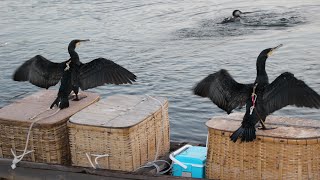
[230, 126, 256, 142]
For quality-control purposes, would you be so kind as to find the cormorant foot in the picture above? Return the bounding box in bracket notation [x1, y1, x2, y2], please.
[72, 95, 87, 101]
[257, 119, 276, 130]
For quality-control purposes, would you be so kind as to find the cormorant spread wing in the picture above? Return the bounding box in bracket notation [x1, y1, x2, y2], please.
[263, 72, 320, 115]
[13, 55, 65, 89]
[193, 69, 253, 114]
[79, 58, 137, 90]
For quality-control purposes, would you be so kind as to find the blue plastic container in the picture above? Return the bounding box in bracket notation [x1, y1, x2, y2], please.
[170, 145, 207, 178]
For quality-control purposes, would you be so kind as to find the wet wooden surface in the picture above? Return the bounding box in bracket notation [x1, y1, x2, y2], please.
[206, 112, 320, 139]
[0, 90, 100, 126]
[69, 94, 167, 128]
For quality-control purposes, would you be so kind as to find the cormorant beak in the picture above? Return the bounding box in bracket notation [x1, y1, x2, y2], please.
[241, 11, 252, 15]
[267, 44, 283, 57]
[80, 39, 90, 42]
[76, 39, 90, 47]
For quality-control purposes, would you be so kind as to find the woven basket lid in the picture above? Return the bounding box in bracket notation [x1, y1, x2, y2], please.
[69, 94, 167, 128]
[0, 90, 100, 126]
[206, 112, 320, 140]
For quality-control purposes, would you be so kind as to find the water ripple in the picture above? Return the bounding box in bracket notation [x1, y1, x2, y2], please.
[0, 0, 320, 143]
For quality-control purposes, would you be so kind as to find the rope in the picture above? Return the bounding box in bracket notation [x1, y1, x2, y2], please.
[248, 83, 267, 128]
[249, 83, 258, 115]
[29, 107, 51, 120]
[85, 153, 110, 169]
[134, 94, 171, 175]
[145, 94, 164, 161]
[84, 96, 148, 169]
[135, 160, 172, 175]
[82, 95, 170, 174]
[11, 107, 61, 169]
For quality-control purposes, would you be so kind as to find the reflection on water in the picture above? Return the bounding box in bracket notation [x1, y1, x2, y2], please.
[0, 0, 320, 143]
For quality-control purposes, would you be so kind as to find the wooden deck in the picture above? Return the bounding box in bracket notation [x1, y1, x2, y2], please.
[0, 142, 207, 180]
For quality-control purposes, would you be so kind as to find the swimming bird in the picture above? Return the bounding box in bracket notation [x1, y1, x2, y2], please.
[221, 10, 251, 24]
[13, 39, 137, 109]
[193, 44, 320, 142]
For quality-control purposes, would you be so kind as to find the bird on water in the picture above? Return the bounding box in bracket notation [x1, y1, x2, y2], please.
[221, 10, 251, 24]
[193, 44, 320, 142]
[13, 39, 137, 109]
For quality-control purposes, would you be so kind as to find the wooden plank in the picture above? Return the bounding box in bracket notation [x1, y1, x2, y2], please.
[69, 95, 167, 128]
[0, 158, 202, 180]
[0, 90, 100, 126]
[0, 142, 206, 180]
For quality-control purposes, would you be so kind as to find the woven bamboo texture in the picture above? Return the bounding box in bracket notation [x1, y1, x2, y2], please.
[0, 90, 100, 165]
[68, 95, 170, 171]
[206, 113, 320, 180]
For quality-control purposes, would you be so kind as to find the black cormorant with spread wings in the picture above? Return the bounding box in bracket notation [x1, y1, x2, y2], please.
[193, 44, 320, 142]
[13, 39, 136, 109]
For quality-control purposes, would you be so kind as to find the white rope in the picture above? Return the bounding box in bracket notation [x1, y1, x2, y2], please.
[145, 94, 164, 161]
[84, 97, 147, 169]
[83, 95, 171, 174]
[29, 107, 51, 120]
[85, 152, 110, 169]
[134, 94, 172, 175]
[135, 160, 172, 175]
[11, 108, 61, 169]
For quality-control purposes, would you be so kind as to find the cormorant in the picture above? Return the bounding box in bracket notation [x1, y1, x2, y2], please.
[13, 39, 137, 109]
[50, 60, 73, 109]
[193, 44, 320, 142]
[221, 10, 251, 24]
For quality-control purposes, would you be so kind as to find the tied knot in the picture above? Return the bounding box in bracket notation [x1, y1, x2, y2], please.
[11, 148, 34, 169]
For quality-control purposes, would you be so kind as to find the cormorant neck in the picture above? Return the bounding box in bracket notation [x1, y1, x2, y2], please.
[68, 47, 80, 63]
[255, 55, 269, 85]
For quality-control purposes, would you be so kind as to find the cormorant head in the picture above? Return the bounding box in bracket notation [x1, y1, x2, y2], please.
[232, 10, 242, 17]
[258, 44, 283, 60]
[68, 39, 90, 50]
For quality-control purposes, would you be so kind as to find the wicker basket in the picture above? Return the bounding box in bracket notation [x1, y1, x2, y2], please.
[0, 90, 99, 165]
[68, 95, 170, 171]
[206, 113, 320, 180]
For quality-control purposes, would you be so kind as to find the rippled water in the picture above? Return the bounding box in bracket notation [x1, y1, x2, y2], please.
[0, 0, 319, 143]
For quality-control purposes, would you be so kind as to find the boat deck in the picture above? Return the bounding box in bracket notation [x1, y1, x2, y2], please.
[0, 142, 206, 180]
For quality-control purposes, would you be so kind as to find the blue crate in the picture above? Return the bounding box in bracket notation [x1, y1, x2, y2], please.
[170, 144, 207, 178]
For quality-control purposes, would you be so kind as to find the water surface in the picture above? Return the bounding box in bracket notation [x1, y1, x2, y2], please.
[0, 0, 319, 143]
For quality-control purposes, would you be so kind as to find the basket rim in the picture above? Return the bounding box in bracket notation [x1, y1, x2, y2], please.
[67, 102, 168, 129]
[0, 90, 100, 128]
[69, 95, 168, 128]
[206, 113, 320, 142]
[209, 128, 320, 144]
